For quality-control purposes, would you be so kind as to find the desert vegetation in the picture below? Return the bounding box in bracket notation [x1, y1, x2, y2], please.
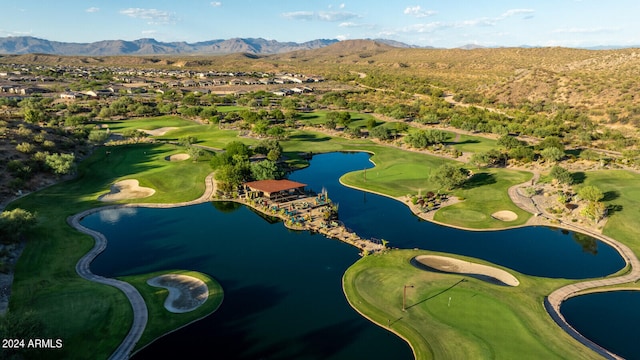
[3, 42, 640, 358]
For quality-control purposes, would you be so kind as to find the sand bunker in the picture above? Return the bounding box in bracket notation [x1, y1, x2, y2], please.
[413, 255, 520, 286]
[165, 153, 190, 161]
[147, 274, 209, 313]
[98, 179, 155, 202]
[139, 127, 178, 136]
[491, 210, 518, 222]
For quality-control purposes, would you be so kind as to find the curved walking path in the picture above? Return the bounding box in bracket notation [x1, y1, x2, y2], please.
[68, 173, 216, 360]
[508, 175, 640, 360]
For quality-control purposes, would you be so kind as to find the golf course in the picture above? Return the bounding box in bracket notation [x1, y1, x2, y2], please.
[5, 112, 640, 359]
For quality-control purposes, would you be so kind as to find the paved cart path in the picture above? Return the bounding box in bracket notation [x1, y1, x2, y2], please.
[68, 173, 215, 359]
[508, 175, 640, 360]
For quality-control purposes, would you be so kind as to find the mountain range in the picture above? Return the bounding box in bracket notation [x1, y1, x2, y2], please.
[0, 36, 347, 56]
[2, 36, 637, 56]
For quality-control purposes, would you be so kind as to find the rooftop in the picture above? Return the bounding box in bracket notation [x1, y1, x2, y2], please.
[244, 179, 307, 194]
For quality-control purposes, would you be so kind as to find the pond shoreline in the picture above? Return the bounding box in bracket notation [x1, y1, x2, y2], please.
[340, 166, 640, 360]
[68, 153, 640, 360]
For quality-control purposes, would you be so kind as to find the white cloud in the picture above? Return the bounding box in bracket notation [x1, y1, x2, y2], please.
[142, 30, 158, 36]
[552, 27, 619, 34]
[501, 9, 534, 18]
[339, 22, 358, 28]
[120, 8, 177, 25]
[86, 7, 100, 13]
[339, 3, 346, 9]
[282, 10, 360, 22]
[210, 2, 222, 7]
[0, 29, 33, 37]
[404, 6, 437, 18]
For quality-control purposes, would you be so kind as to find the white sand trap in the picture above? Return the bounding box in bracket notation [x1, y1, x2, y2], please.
[147, 274, 209, 313]
[491, 210, 518, 222]
[414, 255, 520, 286]
[139, 127, 178, 136]
[98, 179, 155, 202]
[165, 153, 190, 161]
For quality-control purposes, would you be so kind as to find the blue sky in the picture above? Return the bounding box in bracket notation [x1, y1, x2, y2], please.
[1, 1, 639, 48]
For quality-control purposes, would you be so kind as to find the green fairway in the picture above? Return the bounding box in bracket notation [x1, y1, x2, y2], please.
[341, 147, 452, 197]
[343, 250, 602, 360]
[582, 170, 640, 256]
[434, 168, 532, 229]
[340, 147, 532, 229]
[123, 270, 224, 353]
[8, 143, 213, 358]
[9, 111, 634, 359]
[449, 133, 498, 154]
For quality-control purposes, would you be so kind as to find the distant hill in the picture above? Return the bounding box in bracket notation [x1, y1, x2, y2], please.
[0, 36, 342, 55]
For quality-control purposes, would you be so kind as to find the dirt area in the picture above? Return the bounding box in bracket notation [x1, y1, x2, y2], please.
[139, 127, 178, 136]
[414, 254, 520, 287]
[491, 210, 518, 222]
[165, 153, 190, 161]
[98, 179, 155, 202]
[147, 274, 209, 313]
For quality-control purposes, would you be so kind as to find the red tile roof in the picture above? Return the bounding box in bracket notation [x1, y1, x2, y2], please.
[244, 179, 307, 194]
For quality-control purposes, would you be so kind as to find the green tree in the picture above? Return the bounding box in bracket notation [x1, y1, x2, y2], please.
[44, 153, 75, 175]
[540, 147, 564, 162]
[225, 141, 251, 158]
[538, 136, 565, 152]
[578, 185, 605, 223]
[497, 134, 523, 149]
[15, 142, 35, 154]
[370, 126, 391, 140]
[431, 163, 470, 190]
[324, 119, 337, 130]
[250, 160, 284, 180]
[0, 208, 37, 244]
[214, 164, 243, 193]
[88, 130, 110, 144]
[186, 146, 205, 161]
[266, 126, 287, 140]
[178, 136, 198, 146]
[366, 118, 377, 129]
[23, 108, 45, 124]
[253, 120, 270, 136]
[578, 185, 604, 203]
[508, 146, 535, 163]
[549, 165, 573, 185]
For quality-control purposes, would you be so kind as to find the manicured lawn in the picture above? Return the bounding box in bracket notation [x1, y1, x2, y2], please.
[341, 147, 452, 197]
[101, 115, 241, 149]
[343, 250, 602, 360]
[582, 170, 640, 256]
[3, 114, 584, 358]
[435, 168, 532, 229]
[124, 270, 224, 353]
[449, 133, 498, 154]
[340, 147, 532, 229]
[8, 143, 213, 358]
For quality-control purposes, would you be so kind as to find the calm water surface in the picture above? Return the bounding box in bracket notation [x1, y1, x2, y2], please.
[82, 151, 628, 359]
[290, 152, 624, 279]
[561, 291, 640, 360]
[87, 203, 412, 359]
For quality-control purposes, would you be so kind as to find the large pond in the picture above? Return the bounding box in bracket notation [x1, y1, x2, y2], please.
[82, 151, 627, 358]
[289, 152, 624, 279]
[561, 291, 640, 360]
